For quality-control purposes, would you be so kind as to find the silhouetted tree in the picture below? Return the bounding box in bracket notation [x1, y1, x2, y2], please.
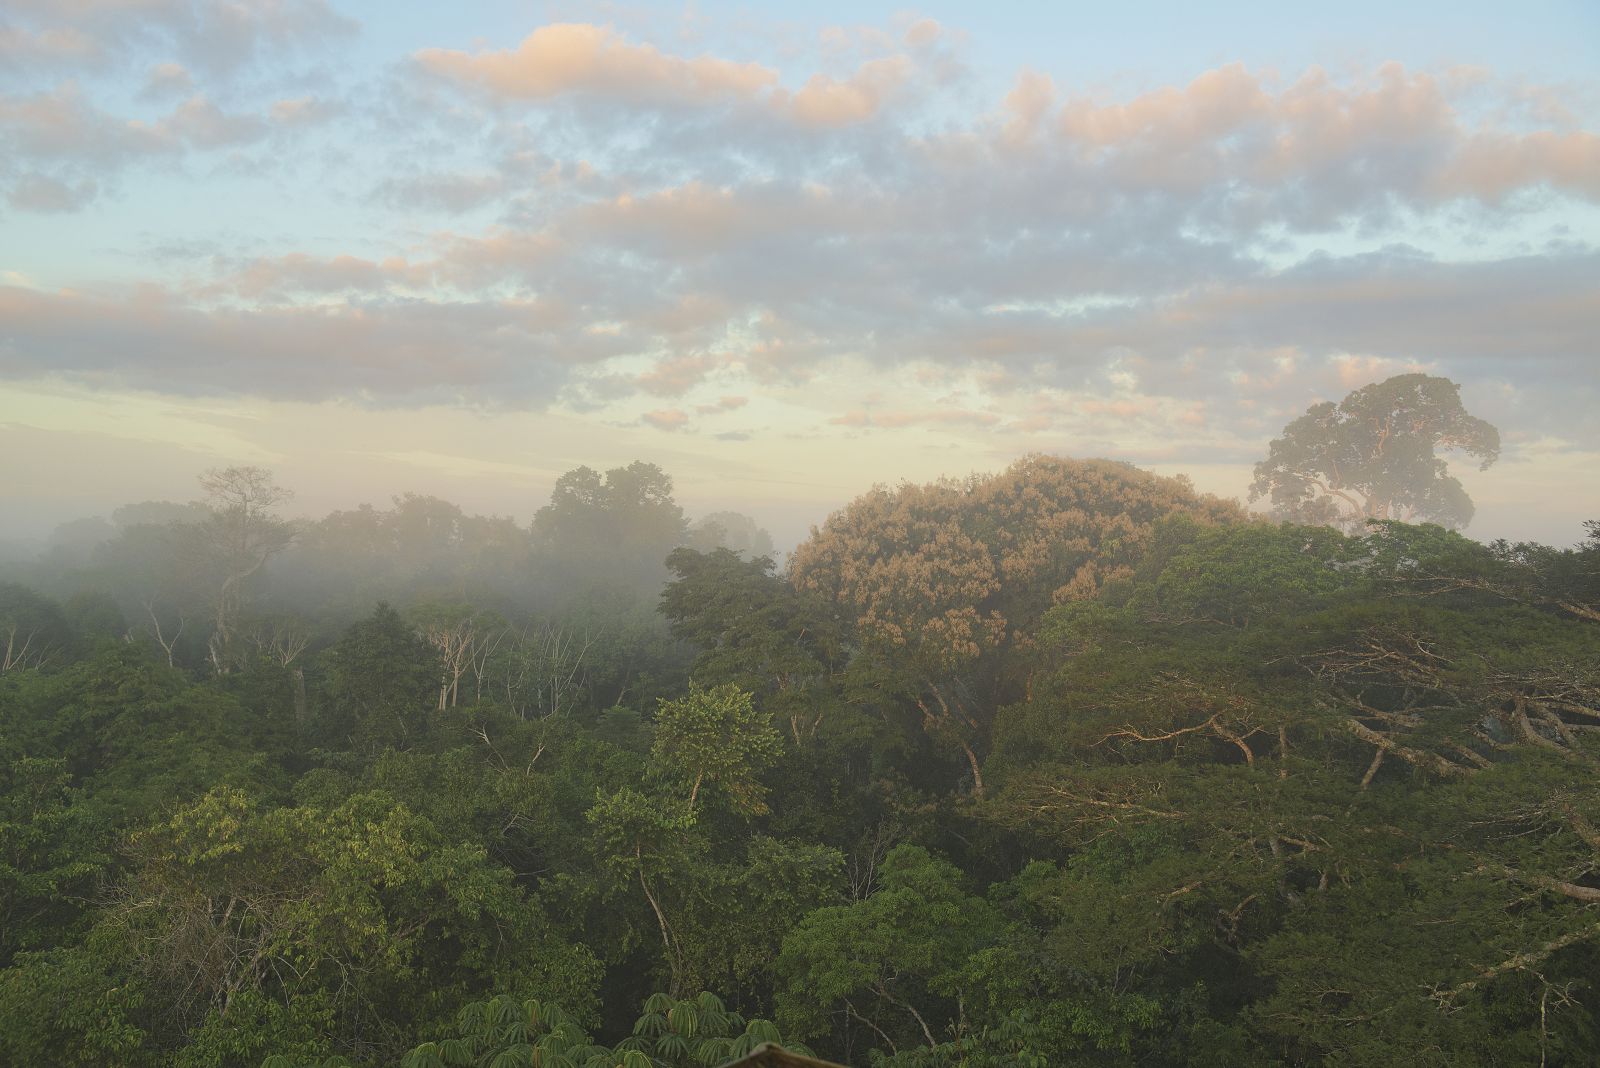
[1250, 374, 1499, 531]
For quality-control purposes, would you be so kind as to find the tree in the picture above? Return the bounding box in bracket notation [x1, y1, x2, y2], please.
[0, 644, 264, 825]
[984, 519, 1600, 1064]
[660, 547, 846, 745]
[1250, 373, 1500, 531]
[197, 467, 295, 672]
[790, 455, 1241, 796]
[651, 682, 782, 814]
[0, 584, 70, 672]
[585, 787, 699, 996]
[320, 603, 437, 750]
[687, 512, 775, 558]
[775, 845, 1008, 1054]
[408, 602, 487, 710]
[104, 787, 599, 1066]
[533, 462, 688, 593]
[385, 990, 814, 1068]
[0, 757, 106, 964]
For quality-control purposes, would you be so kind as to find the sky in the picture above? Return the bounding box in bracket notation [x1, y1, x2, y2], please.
[1, 1, 1597, 551]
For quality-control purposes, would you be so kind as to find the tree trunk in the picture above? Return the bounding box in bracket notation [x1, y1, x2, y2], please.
[636, 844, 682, 996]
[958, 736, 985, 798]
[292, 667, 307, 735]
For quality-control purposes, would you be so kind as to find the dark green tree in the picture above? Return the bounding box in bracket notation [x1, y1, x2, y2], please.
[320, 603, 437, 750]
[775, 845, 1009, 1054]
[661, 548, 846, 746]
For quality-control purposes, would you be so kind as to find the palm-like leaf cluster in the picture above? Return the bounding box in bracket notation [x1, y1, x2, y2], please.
[267, 991, 811, 1068]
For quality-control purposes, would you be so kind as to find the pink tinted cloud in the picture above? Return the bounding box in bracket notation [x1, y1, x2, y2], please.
[642, 408, 691, 431]
[415, 23, 779, 105]
[903, 19, 942, 48]
[635, 354, 720, 396]
[1044, 62, 1600, 205]
[0, 24, 99, 66]
[142, 62, 193, 97]
[695, 395, 748, 415]
[227, 253, 420, 298]
[419, 23, 918, 127]
[779, 55, 912, 126]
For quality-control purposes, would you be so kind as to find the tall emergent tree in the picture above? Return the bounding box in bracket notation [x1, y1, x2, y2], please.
[790, 455, 1241, 795]
[198, 467, 294, 671]
[1250, 373, 1499, 531]
[533, 462, 688, 587]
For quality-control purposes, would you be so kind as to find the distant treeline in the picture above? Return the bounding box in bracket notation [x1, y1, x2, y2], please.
[6, 461, 773, 710]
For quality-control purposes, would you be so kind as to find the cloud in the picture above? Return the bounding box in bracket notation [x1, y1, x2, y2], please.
[415, 23, 779, 106]
[1001, 68, 1056, 145]
[0, 40, 1594, 458]
[903, 19, 943, 49]
[268, 96, 336, 127]
[1, 0, 356, 77]
[641, 407, 691, 431]
[1441, 129, 1600, 201]
[6, 172, 97, 211]
[0, 23, 100, 68]
[0, 83, 176, 164]
[0, 285, 588, 406]
[0, 84, 297, 210]
[377, 171, 509, 213]
[634, 354, 722, 396]
[416, 22, 921, 127]
[1055, 249, 1599, 373]
[165, 93, 266, 148]
[779, 55, 912, 126]
[224, 253, 419, 299]
[0, 2, 356, 211]
[695, 395, 748, 415]
[1040, 62, 1600, 222]
[141, 62, 194, 98]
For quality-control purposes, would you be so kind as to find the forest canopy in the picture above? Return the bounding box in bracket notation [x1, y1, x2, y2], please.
[2, 440, 1598, 1067]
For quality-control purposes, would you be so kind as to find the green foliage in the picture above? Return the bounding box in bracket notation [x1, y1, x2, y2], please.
[0, 940, 149, 1067]
[0, 756, 107, 962]
[776, 845, 1010, 1049]
[105, 786, 600, 1065]
[320, 603, 438, 750]
[5, 457, 1599, 1067]
[1250, 373, 1500, 530]
[0, 644, 271, 824]
[987, 515, 1600, 1064]
[661, 548, 847, 747]
[388, 990, 812, 1068]
[651, 682, 783, 815]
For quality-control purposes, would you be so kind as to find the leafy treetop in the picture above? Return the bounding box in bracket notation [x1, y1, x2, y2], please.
[1249, 373, 1499, 531]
